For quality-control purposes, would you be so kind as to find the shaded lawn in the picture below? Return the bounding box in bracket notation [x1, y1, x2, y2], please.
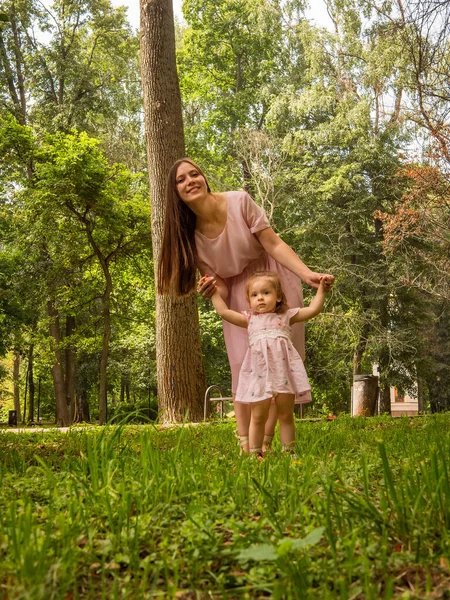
[1, 414, 450, 599]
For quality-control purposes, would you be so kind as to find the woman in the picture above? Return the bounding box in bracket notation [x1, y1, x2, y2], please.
[158, 157, 334, 452]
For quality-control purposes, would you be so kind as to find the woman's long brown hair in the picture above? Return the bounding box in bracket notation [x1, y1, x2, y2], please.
[157, 158, 211, 296]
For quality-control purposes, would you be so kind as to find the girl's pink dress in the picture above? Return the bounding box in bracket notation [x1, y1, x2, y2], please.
[196, 191, 307, 396]
[235, 309, 311, 404]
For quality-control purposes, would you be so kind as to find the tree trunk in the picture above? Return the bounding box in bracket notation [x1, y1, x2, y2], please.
[140, 0, 206, 422]
[379, 386, 391, 415]
[120, 375, 131, 403]
[77, 218, 113, 425]
[47, 299, 71, 426]
[37, 377, 41, 422]
[27, 344, 35, 423]
[23, 359, 28, 424]
[353, 323, 370, 375]
[74, 390, 91, 423]
[120, 376, 125, 403]
[417, 376, 424, 412]
[99, 283, 112, 424]
[65, 315, 77, 422]
[13, 351, 22, 422]
[378, 348, 392, 416]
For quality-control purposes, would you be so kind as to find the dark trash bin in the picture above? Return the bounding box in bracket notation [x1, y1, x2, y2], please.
[8, 410, 18, 426]
[352, 375, 379, 417]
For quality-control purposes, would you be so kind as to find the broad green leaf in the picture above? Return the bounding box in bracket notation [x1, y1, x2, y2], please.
[237, 543, 278, 562]
[290, 527, 325, 550]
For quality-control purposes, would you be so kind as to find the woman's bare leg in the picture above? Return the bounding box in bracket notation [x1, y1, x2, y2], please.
[249, 398, 272, 453]
[275, 394, 296, 450]
[234, 396, 251, 453]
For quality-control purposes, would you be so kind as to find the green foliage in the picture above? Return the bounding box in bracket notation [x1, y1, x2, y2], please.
[0, 0, 140, 132]
[0, 123, 153, 423]
[178, 0, 293, 171]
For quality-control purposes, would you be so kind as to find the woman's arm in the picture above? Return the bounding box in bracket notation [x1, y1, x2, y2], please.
[290, 278, 329, 324]
[255, 227, 334, 289]
[211, 292, 248, 328]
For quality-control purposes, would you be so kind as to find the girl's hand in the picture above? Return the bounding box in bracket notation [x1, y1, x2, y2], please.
[197, 274, 217, 298]
[304, 271, 335, 289]
[319, 276, 333, 293]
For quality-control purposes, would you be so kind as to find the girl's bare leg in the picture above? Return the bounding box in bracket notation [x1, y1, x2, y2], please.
[263, 403, 278, 451]
[275, 394, 296, 450]
[249, 398, 272, 453]
[233, 396, 250, 453]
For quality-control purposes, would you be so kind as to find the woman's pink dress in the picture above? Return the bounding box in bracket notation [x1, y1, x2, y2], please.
[235, 309, 311, 404]
[196, 191, 307, 396]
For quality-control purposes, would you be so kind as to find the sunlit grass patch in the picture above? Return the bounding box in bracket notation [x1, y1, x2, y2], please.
[1, 415, 450, 598]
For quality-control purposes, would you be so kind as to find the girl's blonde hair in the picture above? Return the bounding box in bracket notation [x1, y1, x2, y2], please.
[245, 271, 289, 314]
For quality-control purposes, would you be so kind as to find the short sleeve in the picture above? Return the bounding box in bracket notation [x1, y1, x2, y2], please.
[242, 192, 270, 234]
[242, 310, 253, 323]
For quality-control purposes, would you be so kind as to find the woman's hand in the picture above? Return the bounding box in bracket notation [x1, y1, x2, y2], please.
[197, 274, 217, 298]
[318, 276, 333, 293]
[304, 272, 335, 290]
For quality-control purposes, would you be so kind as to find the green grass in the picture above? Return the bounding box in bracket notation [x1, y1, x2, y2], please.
[1, 415, 450, 599]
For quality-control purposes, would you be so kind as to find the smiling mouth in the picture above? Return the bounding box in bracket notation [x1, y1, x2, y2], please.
[187, 187, 200, 193]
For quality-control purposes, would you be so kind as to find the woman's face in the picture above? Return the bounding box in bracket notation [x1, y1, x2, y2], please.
[175, 162, 208, 204]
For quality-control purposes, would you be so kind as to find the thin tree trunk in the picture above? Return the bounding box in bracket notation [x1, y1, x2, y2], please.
[417, 376, 424, 412]
[37, 377, 41, 422]
[99, 282, 112, 424]
[241, 159, 255, 197]
[10, 4, 27, 123]
[27, 344, 35, 423]
[23, 358, 28, 424]
[379, 386, 391, 414]
[76, 222, 113, 425]
[74, 390, 91, 423]
[13, 351, 22, 422]
[65, 315, 76, 422]
[140, 0, 206, 422]
[378, 349, 392, 416]
[47, 299, 71, 426]
[120, 376, 125, 403]
[353, 323, 371, 375]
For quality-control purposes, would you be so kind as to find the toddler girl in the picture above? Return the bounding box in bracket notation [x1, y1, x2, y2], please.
[211, 270, 330, 456]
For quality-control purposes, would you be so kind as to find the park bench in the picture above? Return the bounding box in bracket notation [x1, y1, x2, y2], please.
[203, 385, 233, 421]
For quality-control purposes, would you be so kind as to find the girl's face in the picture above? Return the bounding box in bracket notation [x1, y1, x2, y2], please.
[248, 277, 281, 314]
[175, 162, 208, 204]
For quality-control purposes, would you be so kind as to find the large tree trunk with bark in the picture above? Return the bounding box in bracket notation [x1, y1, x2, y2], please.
[140, 0, 206, 422]
[47, 299, 71, 426]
